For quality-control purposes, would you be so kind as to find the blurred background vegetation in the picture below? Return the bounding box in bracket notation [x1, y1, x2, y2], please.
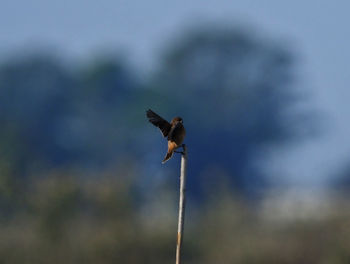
[1, 8, 350, 263]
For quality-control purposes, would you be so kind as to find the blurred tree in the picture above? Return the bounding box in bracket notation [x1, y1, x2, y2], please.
[0, 55, 139, 175]
[0, 25, 310, 200]
[0, 55, 75, 172]
[332, 162, 350, 193]
[148, 26, 301, 197]
[68, 57, 140, 166]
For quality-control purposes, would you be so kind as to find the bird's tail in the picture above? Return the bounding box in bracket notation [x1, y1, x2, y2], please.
[162, 151, 174, 164]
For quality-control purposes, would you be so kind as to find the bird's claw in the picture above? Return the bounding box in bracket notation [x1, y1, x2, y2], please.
[175, 145, 186, 155]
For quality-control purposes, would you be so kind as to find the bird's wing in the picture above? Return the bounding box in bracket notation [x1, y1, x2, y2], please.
[146, 109, 171, 137]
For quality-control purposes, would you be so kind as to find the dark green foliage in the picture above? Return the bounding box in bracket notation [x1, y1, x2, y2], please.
[0, 26, 310, 197]
[148, 27, 301, 195]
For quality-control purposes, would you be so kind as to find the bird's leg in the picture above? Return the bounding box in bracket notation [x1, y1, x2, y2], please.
[174, 144, 186, 155]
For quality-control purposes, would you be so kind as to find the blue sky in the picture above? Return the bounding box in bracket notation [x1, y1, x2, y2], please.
[1, 0, 350, 186]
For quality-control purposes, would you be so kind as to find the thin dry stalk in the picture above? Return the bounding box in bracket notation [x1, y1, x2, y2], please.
[176, 145, 187, 264]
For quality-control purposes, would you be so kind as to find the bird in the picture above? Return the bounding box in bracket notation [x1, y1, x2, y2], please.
[146, 109, 186, 163]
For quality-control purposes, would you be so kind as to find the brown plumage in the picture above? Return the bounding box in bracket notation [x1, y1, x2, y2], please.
[146, 109, 186, 163]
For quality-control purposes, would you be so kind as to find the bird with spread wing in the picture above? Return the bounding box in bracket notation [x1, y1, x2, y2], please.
[146, 109, 186, 163]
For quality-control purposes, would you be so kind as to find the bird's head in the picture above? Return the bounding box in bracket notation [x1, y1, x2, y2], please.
[171, 117, 183, 124]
